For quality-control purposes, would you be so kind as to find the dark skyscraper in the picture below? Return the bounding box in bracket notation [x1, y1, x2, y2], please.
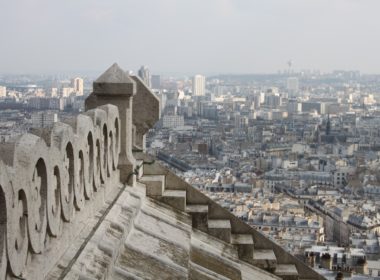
[138, 65, 151, 88]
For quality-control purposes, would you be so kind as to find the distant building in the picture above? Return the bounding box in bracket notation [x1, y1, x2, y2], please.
[272, 110, 288, 120]
[304, 246, 367, 274]
[198, 102, 218, 120]
[27, 97, 65, 110]
[264, 94, 282, 108]
[31, 112, 58, 128]
[302, 101, 326, 115]
[50, 87, 58, 97]
[193, 74, 206, 96]
[61, 87, 75, 97]
[72, 77, 84, 96]
[332, 166, 352, 187]
[49, 98, 65, 110]
[253, 93, 263, 109]
[138, 66, 151, 88]
[235, 114, 248, 129]
[287, 99, 302, 113]
[0, 86, 6, 97]
[287, 77, 299, 93]
[151, 75, 161, 89]
[367, 260, 380, 278]
[162, 115, 184, 128]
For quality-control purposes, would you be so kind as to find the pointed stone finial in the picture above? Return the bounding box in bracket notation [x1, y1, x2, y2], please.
[94, 63, 136, 96]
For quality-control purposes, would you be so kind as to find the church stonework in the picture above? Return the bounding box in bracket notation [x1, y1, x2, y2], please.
[0, 64, 324, 280]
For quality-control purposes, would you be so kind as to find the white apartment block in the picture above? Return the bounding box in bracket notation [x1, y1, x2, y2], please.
[31, 112, 58, 128]
[0, 86, 6, 97]
[72, 77, 84, 96]
[193, 75, 205, 96]
[162, 115, 184, 128]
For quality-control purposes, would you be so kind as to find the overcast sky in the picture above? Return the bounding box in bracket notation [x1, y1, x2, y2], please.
[0, 0, 379, 75]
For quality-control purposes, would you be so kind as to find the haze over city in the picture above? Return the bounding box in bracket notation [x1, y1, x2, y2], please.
[1, 0, 379, 74]
[3, 1, 380, 279]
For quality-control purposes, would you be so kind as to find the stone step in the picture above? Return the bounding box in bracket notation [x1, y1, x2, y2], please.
[186, 204, 209, 213]
[207, 219, 231, 243]
[186, 204, 209, 232]
[139, 175, 165, 197]
[141, 160, 166, 176]
[160, 190, 187, 211]
[230, 234, 254, 245]
[274, 264, 299, 280]
[230, 234, 254, 261]
[241, 262, 283, 280]
[252, 249, 277, 272]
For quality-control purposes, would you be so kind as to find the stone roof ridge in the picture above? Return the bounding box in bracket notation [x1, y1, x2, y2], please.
[95, 63, 134, 84]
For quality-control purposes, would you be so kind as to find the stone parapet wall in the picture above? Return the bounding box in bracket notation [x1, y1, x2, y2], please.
[0, 104, 122, 279]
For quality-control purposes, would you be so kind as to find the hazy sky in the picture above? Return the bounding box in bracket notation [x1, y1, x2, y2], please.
[0, 0, 379, 75]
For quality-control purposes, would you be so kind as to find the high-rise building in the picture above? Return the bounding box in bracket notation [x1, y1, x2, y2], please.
[72, 77, 84, 96]
[31, 112, 58, 128]
[151, 75, 161, 89]
[50, 87, 58, 97]
[138, 66, 151, 88]
[287, 99, 302, 113]
[62, 87, 75, 97]
[192, 75, 205, 96]
[0, 86, 6, 97]
[302, 101, 326, 115]
[264, 94, 282, 108]
[162, 115, 184, 128]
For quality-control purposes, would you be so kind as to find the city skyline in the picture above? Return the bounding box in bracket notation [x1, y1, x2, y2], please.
[2, 1, 380, 279]
[1, 0, 380, 74]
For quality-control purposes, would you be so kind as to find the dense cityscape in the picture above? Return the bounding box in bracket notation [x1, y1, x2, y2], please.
[2, 66, 380, 278]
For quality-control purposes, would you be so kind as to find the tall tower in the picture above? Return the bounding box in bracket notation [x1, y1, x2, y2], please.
[138, 66, 151, 88]
[326, 114, 331, 136]
[72, 77, 84, 96]
[192, 74, 205, 96]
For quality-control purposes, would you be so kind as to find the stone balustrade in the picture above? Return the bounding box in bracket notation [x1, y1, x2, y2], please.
[0, 63, 160, 279]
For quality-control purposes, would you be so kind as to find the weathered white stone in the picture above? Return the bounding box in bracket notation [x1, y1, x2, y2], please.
[71, 114, 96, 201]
[51, 122, 76, 222]
[86, 66, 136, 184]
[93, 63, 136, 96]
[0, 98, 122, 278]
[13, 134, 49, 254]
[98, 104, 121, 176]
[275, 264, 299, 278]
[131, 76, 160, 151]
[0, 160, 10, 279]
[87, 108, 109, 186]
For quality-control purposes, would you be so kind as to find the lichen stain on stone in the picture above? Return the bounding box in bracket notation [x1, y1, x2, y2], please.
[84, 251, 111, 280]
[118, 246, 186, 280]
[106, 223, 123, 240]
[190, 247, 241, 280]
[156, 239, 189, 268]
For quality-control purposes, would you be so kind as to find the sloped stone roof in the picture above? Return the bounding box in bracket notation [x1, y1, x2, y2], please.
[56, 182, 280, 280]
